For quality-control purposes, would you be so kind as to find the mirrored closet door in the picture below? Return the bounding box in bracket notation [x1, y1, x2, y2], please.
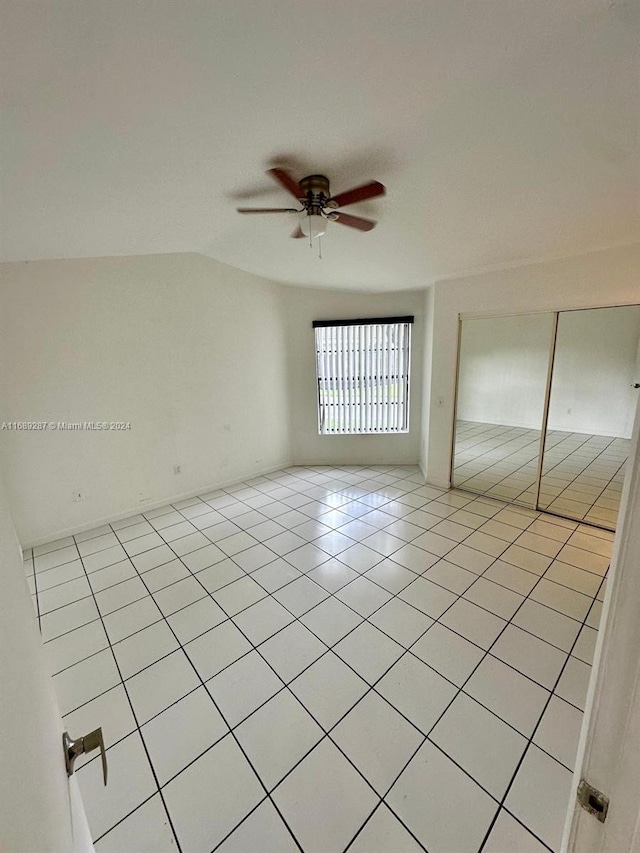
[538, 305, 640, 529]
[452, 313, 555, 508]
[453, 305, 640, 530]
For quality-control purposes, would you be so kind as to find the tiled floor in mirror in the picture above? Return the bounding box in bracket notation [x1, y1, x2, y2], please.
[23, 465, 612, 853]
[454, 419, 627, 527]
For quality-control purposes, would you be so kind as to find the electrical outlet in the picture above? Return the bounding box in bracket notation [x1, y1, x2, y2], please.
[174, 464, 182, 475]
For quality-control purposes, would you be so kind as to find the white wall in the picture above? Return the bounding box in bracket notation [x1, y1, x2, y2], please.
[280, 286, 424, 467]
[5, 243, 634, 543]
[548, 306, 640, 437]
[457, 313, 554, 429]
[0, 254, 291, 544]
[0, 473, 93, 853]
[424, 243, 640, 487]
[456, 307, 640, 437]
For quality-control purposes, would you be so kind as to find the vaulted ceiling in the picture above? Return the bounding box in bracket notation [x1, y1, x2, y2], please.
[1, 0, 638, 290]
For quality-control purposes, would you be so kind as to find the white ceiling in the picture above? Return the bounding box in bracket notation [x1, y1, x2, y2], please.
[1, 0, 638, 291]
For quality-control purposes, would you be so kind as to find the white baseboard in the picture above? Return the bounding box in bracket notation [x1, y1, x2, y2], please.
[23, 459, 291, 549]
[291, 459, 421, 469]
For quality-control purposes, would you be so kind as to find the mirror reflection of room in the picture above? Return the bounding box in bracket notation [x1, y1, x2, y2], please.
[453, 306, 640, 530]
[453, 313, 555, 509]
[539, 305, 640, 529]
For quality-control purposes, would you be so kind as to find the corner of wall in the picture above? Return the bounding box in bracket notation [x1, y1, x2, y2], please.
[419, 285, 436, 478]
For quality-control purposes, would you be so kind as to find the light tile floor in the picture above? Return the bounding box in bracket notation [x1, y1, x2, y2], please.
[454, 420, 627, 528]
[23, 465, 613, 853]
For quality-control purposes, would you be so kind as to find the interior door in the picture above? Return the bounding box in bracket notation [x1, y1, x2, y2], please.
[0, 475, 94, 853]
[563, 395, 640, 853]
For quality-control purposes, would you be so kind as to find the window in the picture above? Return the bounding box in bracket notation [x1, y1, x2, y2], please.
[314, 316, 413, 434]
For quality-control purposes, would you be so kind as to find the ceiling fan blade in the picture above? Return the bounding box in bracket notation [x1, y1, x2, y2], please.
[291, 225, 305, 239]
[237, 207, 299, 214]
[333, 212, 376, 232]
[267, 168, 303, 200]
[328, 180, 386, 208]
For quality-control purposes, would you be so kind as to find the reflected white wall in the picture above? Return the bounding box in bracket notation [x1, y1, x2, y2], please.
[456, 306, 640, 439]
[457, 314, 553, 430]
[548, 306, 640, 438]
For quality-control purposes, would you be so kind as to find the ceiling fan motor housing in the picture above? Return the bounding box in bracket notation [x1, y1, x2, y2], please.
[299, 174, 337, 215]
[299, 174, 330, 197]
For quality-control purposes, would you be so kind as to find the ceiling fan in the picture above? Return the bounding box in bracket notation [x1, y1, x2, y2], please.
[237, 168, 386, 239]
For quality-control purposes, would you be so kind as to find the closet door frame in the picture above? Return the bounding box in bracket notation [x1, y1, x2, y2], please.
[532, 311, 558, 511]
[451, 303, 640, 532]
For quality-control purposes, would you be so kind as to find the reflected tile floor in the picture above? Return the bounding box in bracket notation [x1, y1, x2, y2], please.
[23, 465, 612, 853]
[454, 420, 627, 527]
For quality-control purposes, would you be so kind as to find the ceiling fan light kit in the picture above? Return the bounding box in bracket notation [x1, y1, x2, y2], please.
[300, 212, 327, 240]
[237, 168, 386, 248]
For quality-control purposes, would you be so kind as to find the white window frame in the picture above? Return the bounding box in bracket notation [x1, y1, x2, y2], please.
[313, 316, 413, 435]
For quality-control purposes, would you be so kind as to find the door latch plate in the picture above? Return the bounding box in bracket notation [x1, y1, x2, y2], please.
[577, 779, 609, 823]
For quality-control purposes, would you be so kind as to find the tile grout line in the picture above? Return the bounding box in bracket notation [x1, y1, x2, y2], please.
[410, 542, 601, 849]
[46, 482, 604, 717]
[31, 476, 609, 584]
[455, 421, 624, 526]
[454, 424, 549, 503]
[43, 537, 599, 723]
[164, 488, 585, 707]
[36, 522, 603, 626]
[61, 524, 597, 757]
[103, 520, 308, 853]
[36, 465, 607, 851]
[106, 485, 447, 852]
[72, 538, 185, 853]
[57, 472, 576, 812]
[384, 510, 600, 842]
[118, 525, 411, 852]
[59, 546, 589, 782]
[29, 464, 608, 582]
[475, 574, 607, 853]
[340, 520, 569, 848]
[542, 435, 625, 525]
[301, 503, 585, 846]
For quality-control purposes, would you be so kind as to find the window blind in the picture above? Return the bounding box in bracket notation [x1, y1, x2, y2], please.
[313, 317, 413, 434]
